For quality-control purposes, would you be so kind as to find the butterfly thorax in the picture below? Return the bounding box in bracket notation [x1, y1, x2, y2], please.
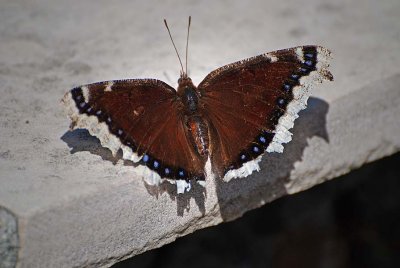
[177, 76, 200, 114]
[177, 76, 210, 157]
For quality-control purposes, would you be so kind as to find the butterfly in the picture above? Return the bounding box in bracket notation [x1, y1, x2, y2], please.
[62, 17, 333, 194]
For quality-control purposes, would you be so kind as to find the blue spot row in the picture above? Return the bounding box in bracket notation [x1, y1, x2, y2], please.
[140, 153, 193, 181]
[279, 47, 318, 120]
[233, 131, 275, 170]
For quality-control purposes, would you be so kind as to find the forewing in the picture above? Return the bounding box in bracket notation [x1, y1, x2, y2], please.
[198, 46, 333, 180]
[62, 79, 205, 185]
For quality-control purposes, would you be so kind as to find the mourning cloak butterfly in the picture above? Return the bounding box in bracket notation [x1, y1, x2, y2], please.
[62, 18, 333, 194]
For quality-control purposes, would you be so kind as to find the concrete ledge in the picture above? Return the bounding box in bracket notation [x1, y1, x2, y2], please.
[1, 0, 400, 267]
[7, 75, 400, 268]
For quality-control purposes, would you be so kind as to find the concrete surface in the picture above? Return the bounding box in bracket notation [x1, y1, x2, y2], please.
[0, 0, 399, 267]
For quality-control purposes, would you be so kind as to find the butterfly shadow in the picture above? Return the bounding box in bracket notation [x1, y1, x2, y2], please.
[214, 97, 330, 221]
[60, 129, 206, 216]
[144, 180, 206, 216]
[61, 128, 123, 165]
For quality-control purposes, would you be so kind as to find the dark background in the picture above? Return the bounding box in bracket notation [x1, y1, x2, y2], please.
[114, 153, 400, 268]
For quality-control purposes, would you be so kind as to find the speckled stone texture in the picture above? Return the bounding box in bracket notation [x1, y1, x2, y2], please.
[0, 0, 400, 267]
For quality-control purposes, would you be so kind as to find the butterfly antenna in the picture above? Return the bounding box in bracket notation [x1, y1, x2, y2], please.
[185, 16, 191, 75]
[164, 19, 185, 77]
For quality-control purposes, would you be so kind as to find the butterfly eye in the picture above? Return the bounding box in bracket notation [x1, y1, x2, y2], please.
[178, 78, 182, 84]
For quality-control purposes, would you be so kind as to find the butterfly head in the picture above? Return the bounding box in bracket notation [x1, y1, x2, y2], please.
[177, 74, 195, 93]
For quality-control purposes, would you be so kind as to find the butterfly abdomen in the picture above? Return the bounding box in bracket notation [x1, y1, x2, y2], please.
[186, 115, 210, 157]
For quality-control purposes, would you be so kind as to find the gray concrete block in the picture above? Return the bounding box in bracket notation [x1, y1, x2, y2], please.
[1, 0, 400, 267]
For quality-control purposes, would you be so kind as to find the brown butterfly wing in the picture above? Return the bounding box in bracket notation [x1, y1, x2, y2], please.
[62, 79, 205, 181]
[197, 46, 333, 178]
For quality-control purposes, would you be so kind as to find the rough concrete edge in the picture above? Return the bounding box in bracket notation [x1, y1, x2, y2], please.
[0, 206, 19, 268]
[93, 202, 223, 268]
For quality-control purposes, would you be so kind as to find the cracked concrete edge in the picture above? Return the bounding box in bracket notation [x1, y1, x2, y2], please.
[0, 206, 19, 268]
[10, 74, 400, 267]
[87, 190, 223, 267]
[100, 203, 223, 267]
